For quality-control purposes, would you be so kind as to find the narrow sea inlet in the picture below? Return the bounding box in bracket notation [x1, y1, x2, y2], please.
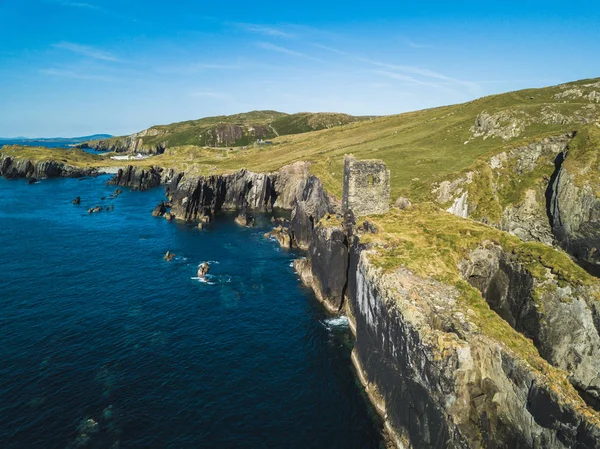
[0, 176, 384, 448]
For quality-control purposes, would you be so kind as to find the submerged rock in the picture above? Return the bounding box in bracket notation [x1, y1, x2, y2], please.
[72, 196, 81, 205]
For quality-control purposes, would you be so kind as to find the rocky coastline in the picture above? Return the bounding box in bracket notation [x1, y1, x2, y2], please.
[103, 160, 600, 448]
[3, 151, 600, 448]
[0, 154, 99, 179]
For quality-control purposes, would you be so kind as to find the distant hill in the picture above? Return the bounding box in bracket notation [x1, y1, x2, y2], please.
[0, 134, 113, 149]
[81, 111, 374, 154]
[0, 134, 112, 143]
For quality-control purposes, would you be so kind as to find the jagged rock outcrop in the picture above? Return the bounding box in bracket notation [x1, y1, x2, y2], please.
[108, 166, 162, 191]
[433, 130, 600, 272]
[294, 223, 348, 312]
[549, 167, 600, 270]
[160, 161, 334, 249]
[460, 243, 600, 408]
[85, 130, 167, 155]
[289, 175, 334, 249]
[0, 155, 97, 179]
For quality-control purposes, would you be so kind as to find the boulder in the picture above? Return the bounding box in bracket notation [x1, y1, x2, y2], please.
[197, 262, 210, 277]
[394, 196, 412, 210]
[164, 251, 175, 262]
[152, 201, 167, 217]
[235, 213, 254, 227]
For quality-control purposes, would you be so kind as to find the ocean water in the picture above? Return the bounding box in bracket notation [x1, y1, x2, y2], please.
[0, 176, 384, 448]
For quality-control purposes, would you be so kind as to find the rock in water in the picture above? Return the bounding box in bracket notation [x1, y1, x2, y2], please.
[164, 251, 175, 262]
[152, 201, 167, 217]
[73, 196, 81, 205]
[27, 178, 37, 184]
[197, 262, 210, 278]
[235, 213, 254, 227]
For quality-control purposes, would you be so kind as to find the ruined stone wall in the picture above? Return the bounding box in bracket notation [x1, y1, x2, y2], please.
[342, 155, 390, 216]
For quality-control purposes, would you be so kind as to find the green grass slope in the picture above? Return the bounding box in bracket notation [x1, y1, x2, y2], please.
[89, 110, 374, 151]
[146, 78, 599, 201]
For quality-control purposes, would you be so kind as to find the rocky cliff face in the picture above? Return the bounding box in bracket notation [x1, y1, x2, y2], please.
[433, 132, 600, 270]
[460, 244, 600, 409]
[549, 166, 600, 270]
[86, 129, 167, 155]
[109, 161, 334, 248]
[294, 224, 348, 312]
[296, 211, 600, 448]
[0, 155, 97, 179]
[107, 166, 163, 191]
[348, 250, 600, 448]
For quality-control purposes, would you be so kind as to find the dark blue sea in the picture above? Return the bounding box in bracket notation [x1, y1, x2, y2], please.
[0, 175, 384, 448]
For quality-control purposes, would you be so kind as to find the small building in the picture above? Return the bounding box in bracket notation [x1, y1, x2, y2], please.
[342, 155, 390, 216]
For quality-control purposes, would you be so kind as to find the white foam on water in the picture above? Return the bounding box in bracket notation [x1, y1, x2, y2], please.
[324, 316, 349, 328]
[289, 262, 294, 267]
[190, 276, 216, 285]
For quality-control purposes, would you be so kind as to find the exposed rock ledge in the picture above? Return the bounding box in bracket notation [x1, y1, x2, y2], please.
[109, 162, 336, 249]
[0, 155, 98, 179]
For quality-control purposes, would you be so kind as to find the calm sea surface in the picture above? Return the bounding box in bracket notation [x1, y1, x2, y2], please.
[0, 174, 384, 448]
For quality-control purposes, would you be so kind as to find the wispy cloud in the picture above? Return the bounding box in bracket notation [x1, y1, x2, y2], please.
[53, 42, 120, 62]
[40, 68, 120, 82]
[56, 1, 101, 9]
[404, 38, 434, 49]
[256, 42, 324, 62]
[312, 42, 480, 95]
[238, 23, 294, 38]
[49, 0, 138, 23]
[311, 43, 348, 56]
[155, 62, 241, 75]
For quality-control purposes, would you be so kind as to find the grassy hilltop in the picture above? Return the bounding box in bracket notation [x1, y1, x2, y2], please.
[85, 110, 374, 150]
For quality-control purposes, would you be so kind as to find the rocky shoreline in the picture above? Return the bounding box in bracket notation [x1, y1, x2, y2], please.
[4, 155, 600, 448]
[0, 154, 99, 179]
[102, 162, 600, 448]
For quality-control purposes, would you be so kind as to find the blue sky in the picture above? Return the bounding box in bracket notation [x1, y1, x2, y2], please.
[0, 1, 599, 137]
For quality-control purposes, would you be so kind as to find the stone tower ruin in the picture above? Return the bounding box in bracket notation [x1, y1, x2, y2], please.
[342, 155, 390, 216]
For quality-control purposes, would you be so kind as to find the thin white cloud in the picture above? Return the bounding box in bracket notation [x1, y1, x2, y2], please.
[155, 62, 241, 75]
[306, 42, 480, 94]
[53, 42, 120, 62]
[256, 42, 324, 62]
[405, 38, 434, 49]
[241, 24, 293, 38]
[40, 68, 120, 82]
[49, 0, 138, 23]
[311, 43, 348, 56]
[58, 1, 101, 9]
